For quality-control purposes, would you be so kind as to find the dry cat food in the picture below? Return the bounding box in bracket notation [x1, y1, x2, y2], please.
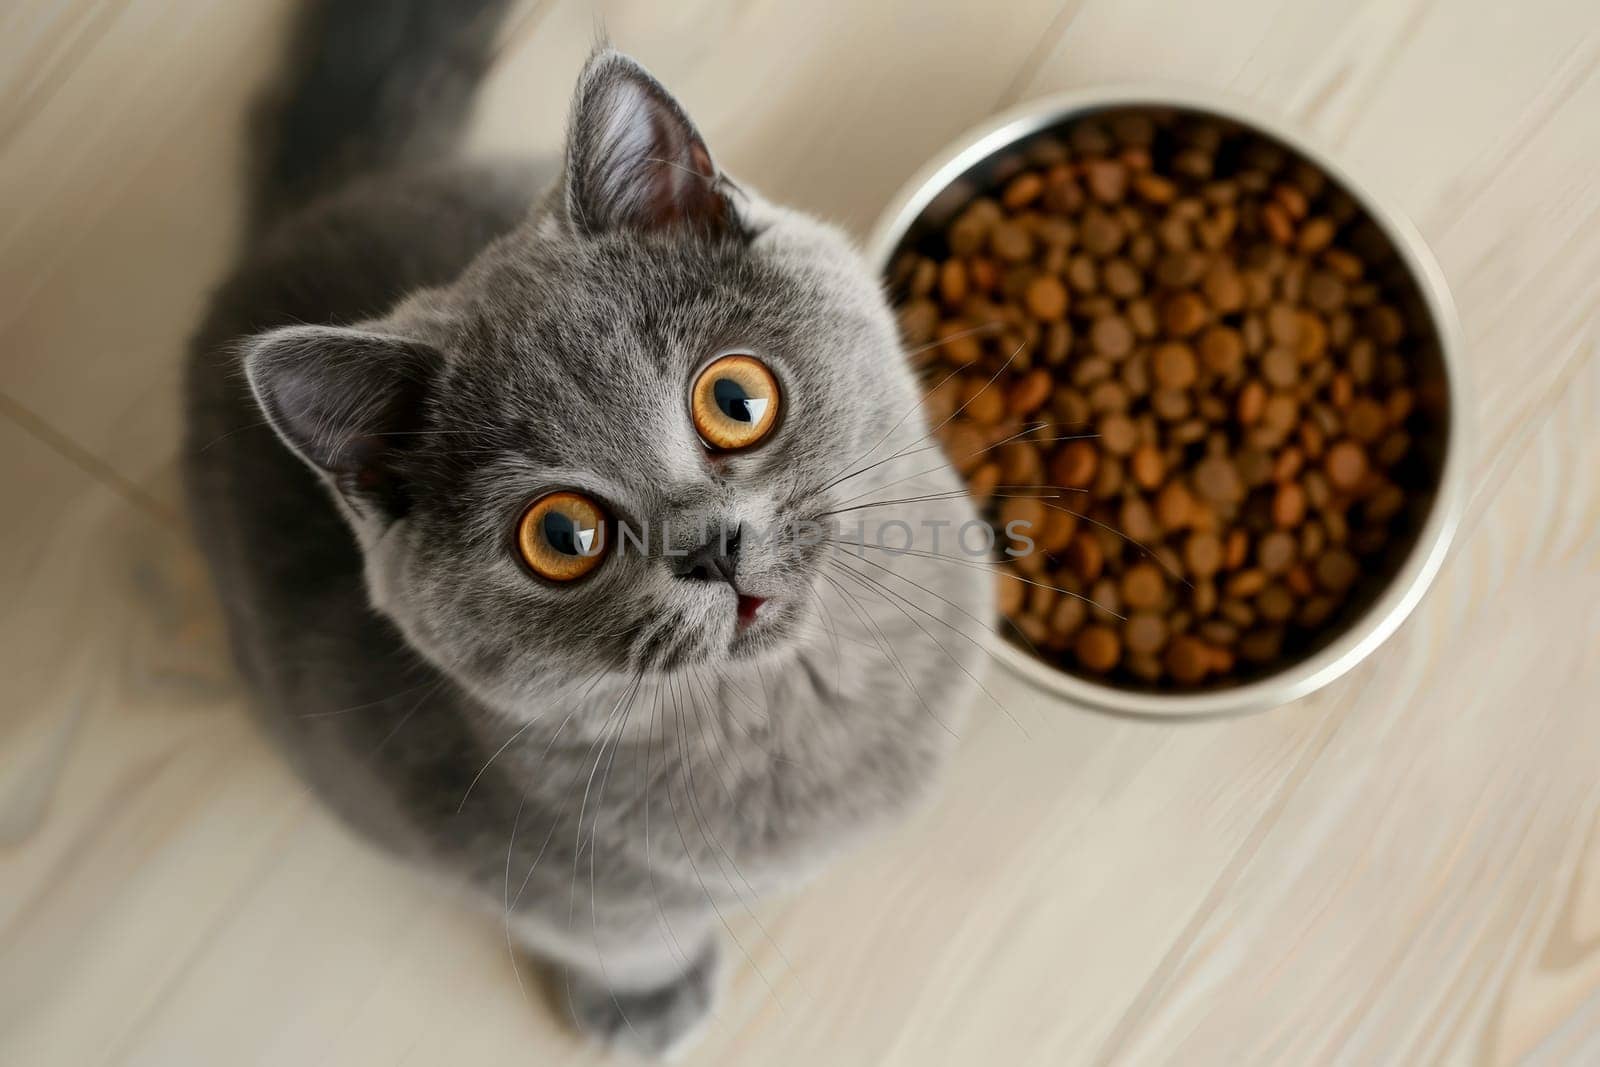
[888, 109, 1428, 687]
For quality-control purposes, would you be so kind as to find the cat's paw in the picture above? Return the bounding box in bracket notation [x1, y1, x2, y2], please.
[558, 943, 719, 1060]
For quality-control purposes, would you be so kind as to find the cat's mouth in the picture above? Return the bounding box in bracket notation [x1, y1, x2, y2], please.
[736, 594, 768, 628]
[725, 588, 800, 659]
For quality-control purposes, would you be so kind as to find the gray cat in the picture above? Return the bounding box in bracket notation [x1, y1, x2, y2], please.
[183, 0, 992, 1055]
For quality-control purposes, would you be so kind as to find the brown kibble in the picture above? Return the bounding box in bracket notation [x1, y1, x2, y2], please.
[1124, 612, 1169, 655]
[1099, 413, 1139, 455]
[1155, 480, 1196, 529]
[1042, 320, 1073, 365]
[1194, 454, 1245, 505]
[1345, 398, 1387, 443]
[1386, 388, 1415, 424]
[1183, 531, 1224, 579]
[1162, 291, 1210, 336]
[1263, 392, 1299, 434]
[1272, 481, 1308, 528]
[1267, 302, 1300, 345]
[1365, 304, 1406, 345]
[1239, 627, 1284, 663]
[998, 441, 1044, 485]
[1157, 249, 1208, 288]
[1323, 248, 1364, 281]
[1224, 528, 1250, 570]
[1092, 456, 1125, 498]
[1256, 583, 1296, 623]
[1089, 379, 1130, 413]
[1306, 270, 1347, 312]
[1295, 311, 1329, 363]
[1237, 380, 1267, 425]
[1016, 614, 1051, 645]
[1084, 158, 1129, 202]
[1089, 577, 1122, 622]
[1074, 624, 1122, 673]
[1330, 371, 1355, 410]
[1052, 440, 1100, 489]
[1134, 172, 1177, 204]
[1075, 356, 1113, 390]
[938, 259, 968, 305]
[1152, 342, 1199, 390]
[969, 256, 999, 293]
[1285, 563, 1315, 597]
[1262, 346, 1298, 388]
[1120, 496, 1159, 544]
[997, 569, 1027, 617]
[1039, 505, 1078, 552]
[1131, 444, 1165, 490]
[1028, 579, 1059, 620]
[937, 322, 982, 366]
[1009, 369, 1054, 415]
[1165, 635, 1213, 684]
[1121, 563, 1167, 610]
[1258, 530, 1297, 575]
[1103, 258, 1143, 298]
[1221, 598, 1256, 629]
[1297, 217, 1337, 254]
[897, 299, 939, 345]
[1325, 440, 1369, 492]
[943, 422, 987, 474]
[1025, 274, 1069, 321]
[1198, 326, 1244, 376]
[999, 495, 1048, 539]
[1151, 387, 1192, 421]
[1376, 431, 1411, 467]
[967, 462, 1000, 500]
[1298, 595, 1336, 627]
[1273, 182, 1309, 221]
[1366, 482, 1406, 523]
[922, 376, 961, 424]
[1080, 210, 1125, 256]
[1315, 548, 1360, 592]
[1225, 568, 1267, 599]
[1272, 446, 1305, 483]
[1049, 595, 1087, 638]
[1261, 201, 1293, 244]
[1002, 171, 1046, 210]
[1091, 315, 1136, 358]
[991, 220, 1034, 262]
[1066, 530, 1105, 583]
[1202, 263, 1246, 313]
[963, 378, 1006, 425]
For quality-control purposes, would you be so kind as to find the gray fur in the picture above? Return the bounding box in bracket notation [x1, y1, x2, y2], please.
[184, 11, 990, 1058]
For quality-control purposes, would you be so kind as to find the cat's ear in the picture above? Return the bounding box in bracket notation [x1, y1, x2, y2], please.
[242, 324, 441, 516]
[562, 49, 738, 237]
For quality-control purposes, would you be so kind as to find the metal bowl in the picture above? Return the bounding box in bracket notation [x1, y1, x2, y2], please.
[866, 85, 1468, 719]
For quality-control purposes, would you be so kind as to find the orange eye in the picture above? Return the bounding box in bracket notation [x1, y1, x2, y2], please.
[691, 354, 781, 452]
[515, 491, 609, 582]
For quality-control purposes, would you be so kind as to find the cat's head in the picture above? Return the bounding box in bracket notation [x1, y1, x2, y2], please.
[242, 50, 928, 711]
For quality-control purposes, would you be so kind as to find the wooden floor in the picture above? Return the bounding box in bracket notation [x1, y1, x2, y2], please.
[3, 1, 1599, 1063]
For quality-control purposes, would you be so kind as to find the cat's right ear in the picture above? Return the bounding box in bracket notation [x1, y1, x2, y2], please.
[242, 324, 442, 517]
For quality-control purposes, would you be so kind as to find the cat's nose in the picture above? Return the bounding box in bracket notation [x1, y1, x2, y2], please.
[673, 524, 742, 585]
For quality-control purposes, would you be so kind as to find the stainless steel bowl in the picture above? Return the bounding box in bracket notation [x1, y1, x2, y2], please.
[866, 85, 1469, 719]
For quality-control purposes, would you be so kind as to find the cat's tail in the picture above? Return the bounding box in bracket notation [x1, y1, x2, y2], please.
[248, 0, 520, 233]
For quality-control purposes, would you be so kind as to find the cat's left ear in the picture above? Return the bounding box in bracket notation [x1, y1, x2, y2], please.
[562, 49, 740, 238]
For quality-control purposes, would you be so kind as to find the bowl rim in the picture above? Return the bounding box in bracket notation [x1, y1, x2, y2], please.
[865, 82, 1470, 720]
